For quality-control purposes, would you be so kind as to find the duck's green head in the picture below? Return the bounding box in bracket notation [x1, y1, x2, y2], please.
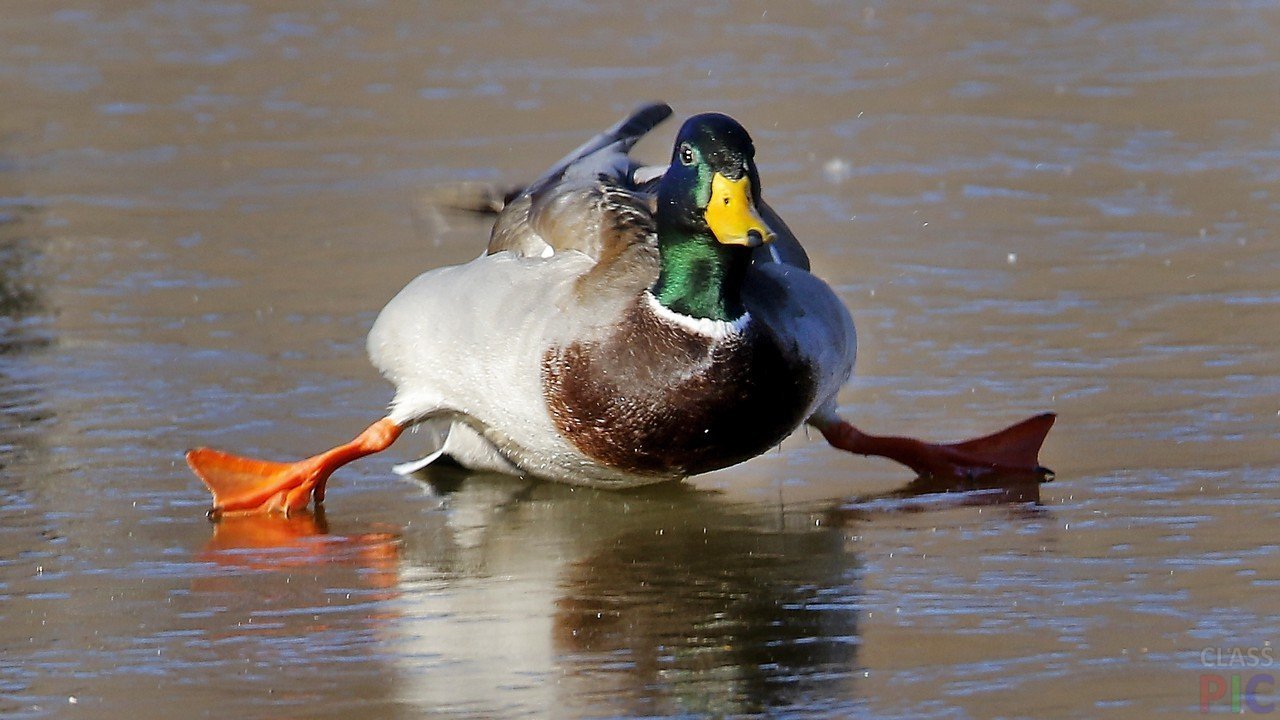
[652, 113, 776, 322]
[657, 113, 775, 248]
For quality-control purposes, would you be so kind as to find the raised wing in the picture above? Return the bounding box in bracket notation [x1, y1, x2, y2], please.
[488, 103, 673, 260]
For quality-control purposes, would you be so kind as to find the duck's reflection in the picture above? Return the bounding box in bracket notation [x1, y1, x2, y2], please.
[391, 469, 862, 717]
[194, 464, 1046, 717]
[553, 515, 860, 716]
[828, 472, 1047, 524]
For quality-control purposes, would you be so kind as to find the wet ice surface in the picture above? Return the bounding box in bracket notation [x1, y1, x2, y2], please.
[1, 2, 1278, 718]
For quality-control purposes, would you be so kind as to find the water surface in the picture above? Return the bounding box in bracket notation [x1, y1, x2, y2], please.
[1, 2, 1277, 718]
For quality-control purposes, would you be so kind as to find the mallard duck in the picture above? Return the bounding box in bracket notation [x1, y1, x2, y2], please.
[188, 102, 1054, 516]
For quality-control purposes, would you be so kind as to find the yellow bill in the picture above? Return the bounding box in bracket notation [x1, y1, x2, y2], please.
[705, 173, 774, 247]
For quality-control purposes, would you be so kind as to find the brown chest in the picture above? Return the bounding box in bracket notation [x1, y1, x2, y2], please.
[542, 300, 815, 476]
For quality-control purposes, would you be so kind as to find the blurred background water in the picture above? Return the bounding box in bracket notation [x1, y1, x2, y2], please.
[0, 1, 1277, 718]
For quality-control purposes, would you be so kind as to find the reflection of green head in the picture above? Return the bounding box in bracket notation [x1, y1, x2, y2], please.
[651, 114, 775, 322]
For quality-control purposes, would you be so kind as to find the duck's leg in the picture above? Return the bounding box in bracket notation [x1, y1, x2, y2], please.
[187, 418, 404, 517]
[811, 411, 1055, 482]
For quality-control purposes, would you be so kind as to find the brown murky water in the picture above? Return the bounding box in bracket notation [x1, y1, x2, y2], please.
[2, 2, 1277, 718]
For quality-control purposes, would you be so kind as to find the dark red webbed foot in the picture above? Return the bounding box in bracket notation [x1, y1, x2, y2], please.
[814, 413, 1056, 482]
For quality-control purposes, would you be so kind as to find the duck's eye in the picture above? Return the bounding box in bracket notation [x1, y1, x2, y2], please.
[679, 143, 695, 166]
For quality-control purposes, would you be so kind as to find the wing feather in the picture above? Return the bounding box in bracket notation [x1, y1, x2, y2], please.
[487, 103, 672, 260]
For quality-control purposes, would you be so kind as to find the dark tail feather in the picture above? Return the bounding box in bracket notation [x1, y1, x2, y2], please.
[526, 102, 674, 195]
[423, 103, 675, 218]
[607, 102, 675, 152]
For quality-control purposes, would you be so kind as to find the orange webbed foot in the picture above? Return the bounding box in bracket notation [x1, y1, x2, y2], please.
[187, 418, 404, 517]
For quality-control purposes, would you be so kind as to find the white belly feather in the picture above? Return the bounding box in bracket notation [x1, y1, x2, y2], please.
[367, 251, 665, 486]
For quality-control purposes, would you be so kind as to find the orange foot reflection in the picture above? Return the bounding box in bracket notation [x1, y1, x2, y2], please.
[198, 509, 401, 594]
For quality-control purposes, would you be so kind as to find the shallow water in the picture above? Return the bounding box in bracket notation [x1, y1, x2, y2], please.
[1, 1, 1277, 718]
